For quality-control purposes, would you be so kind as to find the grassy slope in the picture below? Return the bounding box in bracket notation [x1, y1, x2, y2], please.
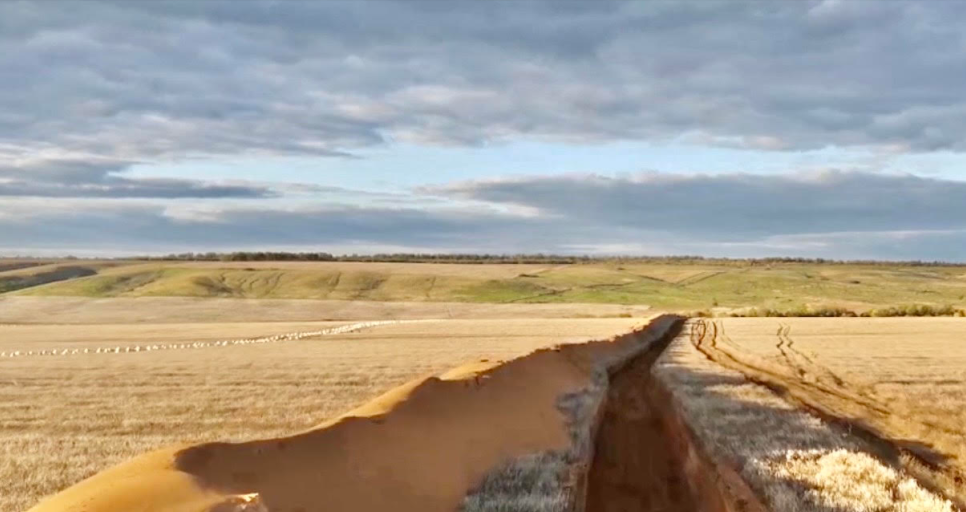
[0, 262, 122, 294]
[6, 260, 966, 310]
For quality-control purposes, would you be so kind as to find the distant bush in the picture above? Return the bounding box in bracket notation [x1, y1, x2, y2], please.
[860, 304, 961, 317]
[720, 304, 965, 318]
[730, 306, 858, 318]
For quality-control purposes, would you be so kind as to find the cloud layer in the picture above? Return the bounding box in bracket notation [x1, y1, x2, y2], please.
[3, 2, 966, 259]
[5, 1, 966, 174]
[430, 170, 966, 238]
[4, 172, 966, 261]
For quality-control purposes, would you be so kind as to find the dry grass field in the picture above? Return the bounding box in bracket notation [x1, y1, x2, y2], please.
[715, 318, 966, 440]
[0, 317, 641, 512]
[0, 296, 651, 324]
[668, 318, 966, 510]
[4, 259, 965, 512]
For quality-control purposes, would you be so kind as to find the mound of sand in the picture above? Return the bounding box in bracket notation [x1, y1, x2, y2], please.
[28, 316, 680, 512]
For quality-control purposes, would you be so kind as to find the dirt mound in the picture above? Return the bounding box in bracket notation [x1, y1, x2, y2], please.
[29, 316, 692, 512]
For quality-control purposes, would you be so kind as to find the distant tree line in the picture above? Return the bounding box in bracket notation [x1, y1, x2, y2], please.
[116, 252, 966, 267]
[3, 251, 964, 266]
[153, 252, 340, 262]
[137, 252, 593, 264]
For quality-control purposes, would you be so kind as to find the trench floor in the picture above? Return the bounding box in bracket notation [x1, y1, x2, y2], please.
[584, 326, 700, 512]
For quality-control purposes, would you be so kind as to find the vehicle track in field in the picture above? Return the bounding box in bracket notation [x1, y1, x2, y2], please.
[689, 319, 966, 509]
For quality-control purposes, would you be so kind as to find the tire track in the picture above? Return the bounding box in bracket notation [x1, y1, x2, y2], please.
[777, 324, 848, 387]
[689, 319, 966, 508]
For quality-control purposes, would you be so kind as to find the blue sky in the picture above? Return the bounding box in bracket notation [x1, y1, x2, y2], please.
[3, 1, 966, 260]
[128, 142, 966, 192]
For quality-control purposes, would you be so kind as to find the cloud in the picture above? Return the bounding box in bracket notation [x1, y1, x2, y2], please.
[0, 178, 273, 198]
[428, 170, 966, 239]
[0, 159, 273, 198]
[0, 201, 538, 253]
[3, 171, 966, 261]
[4, 0, 966, 184]
[4, 2, 966, 259]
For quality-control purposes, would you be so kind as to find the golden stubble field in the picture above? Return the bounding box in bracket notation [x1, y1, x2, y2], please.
[718, 317, 966, 443]
[670, 317, 966, 510]
[5, 298, 965, 512]
[0, 296, 652, 324]
[0, 317, 642, 511]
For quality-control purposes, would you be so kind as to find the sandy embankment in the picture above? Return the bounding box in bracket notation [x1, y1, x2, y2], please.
[28, 315, 682, 512]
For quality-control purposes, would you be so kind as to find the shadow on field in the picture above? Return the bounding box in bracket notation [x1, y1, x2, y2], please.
[652, 357, 962, 511]
[586, 346, 892, 512]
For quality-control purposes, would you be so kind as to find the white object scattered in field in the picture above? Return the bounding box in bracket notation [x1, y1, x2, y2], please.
[1, 320, 436, 360]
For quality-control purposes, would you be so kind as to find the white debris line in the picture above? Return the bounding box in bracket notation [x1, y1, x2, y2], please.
[0, 319, 438, 359]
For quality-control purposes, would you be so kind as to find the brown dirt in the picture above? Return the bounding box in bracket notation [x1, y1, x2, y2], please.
[584, 322, 767, 512]
[585, 328, 699, 511]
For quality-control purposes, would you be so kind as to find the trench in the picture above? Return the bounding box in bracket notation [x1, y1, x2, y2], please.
[584, 323, 759, 512]
[584, 326, 698, 512]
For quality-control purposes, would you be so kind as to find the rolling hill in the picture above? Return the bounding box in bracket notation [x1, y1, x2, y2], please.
[4, 259, 965, 311]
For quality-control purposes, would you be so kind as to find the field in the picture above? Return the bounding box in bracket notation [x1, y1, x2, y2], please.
[0, 317, 642, 512]
[3, 259, 966, 311]
[5, 258, 966, 511]
[0, 296, 652, 324]
[663, 318, 966, 510]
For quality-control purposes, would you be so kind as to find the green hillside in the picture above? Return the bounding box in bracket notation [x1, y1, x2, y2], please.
[5, 260, 965, 311]
[0, 262, 121, 294]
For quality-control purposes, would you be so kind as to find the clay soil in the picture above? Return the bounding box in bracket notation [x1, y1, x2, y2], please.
[585, 323, 702, 512]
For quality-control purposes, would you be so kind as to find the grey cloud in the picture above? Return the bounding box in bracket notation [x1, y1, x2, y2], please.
[4, 0, 966, 183]
[0, 202, 542, 251]
[4, 169, 966, 261]
[0, 160, 273, 198]
[427, 170, 966, 239]
[722, 230, 966, 263]
[0, 160, 133, 183]
[0, 178, 273, 199]
[5, 1, 966, 259]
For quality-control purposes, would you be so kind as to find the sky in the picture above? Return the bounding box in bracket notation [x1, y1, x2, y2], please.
[3, 1, 966, 260]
